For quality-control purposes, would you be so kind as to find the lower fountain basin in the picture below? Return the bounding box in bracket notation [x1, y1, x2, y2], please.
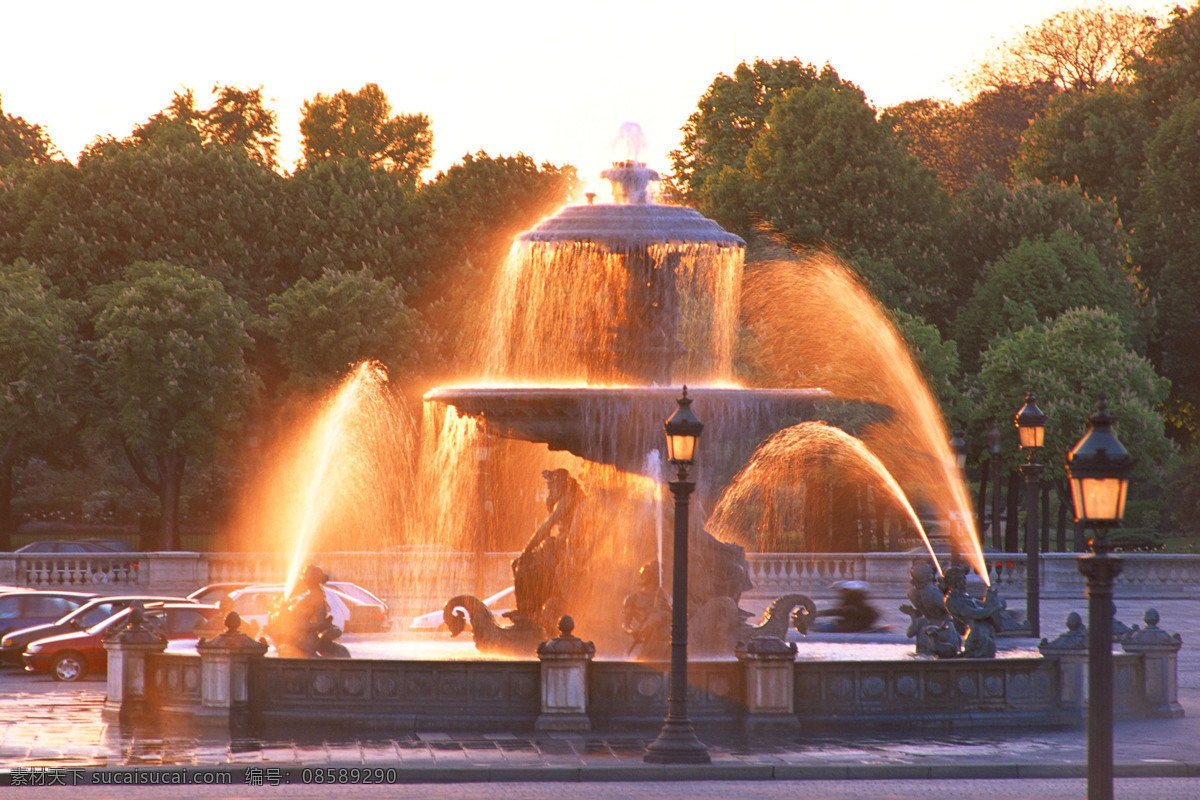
[423, 385, 885, 472]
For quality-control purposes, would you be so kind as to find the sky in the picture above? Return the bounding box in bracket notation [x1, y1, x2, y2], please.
[0, 1, 1171, 192]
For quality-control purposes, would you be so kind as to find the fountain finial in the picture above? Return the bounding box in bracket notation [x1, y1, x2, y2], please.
[600, 160, 660, 204]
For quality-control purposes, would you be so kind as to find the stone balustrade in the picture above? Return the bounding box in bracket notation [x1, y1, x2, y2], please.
[3, 552, 1198, 616]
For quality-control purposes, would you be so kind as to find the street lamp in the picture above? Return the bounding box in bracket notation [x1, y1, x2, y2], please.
[949, 430, 967, 471]
[1065, 395, 1135, 800]
[1014, 392, 1046, 638]
[988, 422, 1002, 550]
[644, 386, 710, 765]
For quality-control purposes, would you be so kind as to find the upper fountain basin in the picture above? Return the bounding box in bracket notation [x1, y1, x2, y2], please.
[516, 204, 746, 251]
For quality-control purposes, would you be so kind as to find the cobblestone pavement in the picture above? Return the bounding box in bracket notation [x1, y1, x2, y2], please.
[0, 596, 1196, 798]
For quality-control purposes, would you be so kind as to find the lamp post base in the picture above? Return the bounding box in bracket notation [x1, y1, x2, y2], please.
[644, 719, 712, 764]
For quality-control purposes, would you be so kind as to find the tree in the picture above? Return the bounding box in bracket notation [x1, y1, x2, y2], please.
[1014, 85, 1151, 217]
[413, 152, 579, 377]
[669, 59, 846, 202]
[967, 5, 1159, 92]
[89, 262, 257, 550]
[0, 262, 83, 543]
[971, 307, 1173, 485]
[703, 82, 949, 317]
[300, 83, 433, 183]
[199, 85, 280, 170]
[885, 82, 1056, 193]
[281, 157, 427, 294]
[1134, 96, 1200, 437]
[1131, 2, 1200, 120]
[942, 174, 1131, 317]
[889, 308, 967, 426]
[261, 268, 420, 394]
[0, 96, 59, 168]
[951, 230, 1144, 374]
[25, 137, 287, 302]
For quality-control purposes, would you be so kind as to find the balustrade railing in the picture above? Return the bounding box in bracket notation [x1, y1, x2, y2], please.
[1, 551, 1197, 610]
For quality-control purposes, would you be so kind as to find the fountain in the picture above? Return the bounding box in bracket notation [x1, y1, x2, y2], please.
[115, 131, 1180, 737]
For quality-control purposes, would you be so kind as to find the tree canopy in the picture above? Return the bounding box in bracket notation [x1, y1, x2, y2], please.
[300, 83, 433, 184]
[89, 261, 257, 549]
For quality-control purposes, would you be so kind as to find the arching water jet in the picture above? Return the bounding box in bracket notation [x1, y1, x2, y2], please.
[708, 421, 943, 575]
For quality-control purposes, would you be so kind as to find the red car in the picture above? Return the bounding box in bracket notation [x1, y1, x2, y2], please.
[23, 602, 217, 682]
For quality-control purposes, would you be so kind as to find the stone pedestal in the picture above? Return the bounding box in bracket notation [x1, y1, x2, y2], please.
[103, 604, 167, 721]
[196, 612, 269, 724]
[736, 636, 799, 730]
[1038, 611, 1089, 714]
[1121, 608, 1184, 719]
[536, 616, 595, 731]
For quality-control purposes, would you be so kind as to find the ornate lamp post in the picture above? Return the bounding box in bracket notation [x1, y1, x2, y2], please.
[988, 422, 1002, 550]
[644, 386, 710, 764]
[1065, 396, 1135, 800]
[1014, 392, 1046, 638]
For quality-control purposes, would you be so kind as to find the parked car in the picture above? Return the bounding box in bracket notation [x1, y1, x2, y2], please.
[0, 594, 194, 666]
[409, 586, 514, 632]
[326, 581, 390, 632]
[23, 602, 218, 682]
[0, 591, 95, 638]
[185, 582, 249, 606]
[225, 585, 352, 640]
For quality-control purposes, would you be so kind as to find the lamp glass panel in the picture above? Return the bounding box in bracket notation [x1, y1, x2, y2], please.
[1078, 476, 1128, 522]
[1018, 426, 1044, 449]
[666, 433, 696, 463]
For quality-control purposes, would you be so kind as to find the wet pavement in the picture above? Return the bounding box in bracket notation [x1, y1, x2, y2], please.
[0, 596, 1197, 798]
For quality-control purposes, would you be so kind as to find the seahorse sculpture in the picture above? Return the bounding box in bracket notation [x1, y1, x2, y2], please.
[742, 593, 817, 641]
[442, 594, 543, 657]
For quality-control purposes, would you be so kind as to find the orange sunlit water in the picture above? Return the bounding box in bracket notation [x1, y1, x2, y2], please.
[741, 254, 988, 582]
[709, 422, 943, 575]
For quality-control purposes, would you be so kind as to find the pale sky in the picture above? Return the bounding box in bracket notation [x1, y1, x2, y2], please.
[0, 1, 1170, 192]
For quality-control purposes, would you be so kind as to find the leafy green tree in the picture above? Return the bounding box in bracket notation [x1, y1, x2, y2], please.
[0, 96, 59, 168]
[971, 307, 1173, 483]
[669, 59, 847, 203]
[89, 262, 257, 550]
[1134, 96, 1200, 436]
[703, 82, 949, 317]
[261, 268, 420, 393]
[0, 262, 83, 543]
[943, 174, 1131, 318]
[1131, 2, 1200, 120]
[1015, 85, 1150, 217]
[282, 157, 427, 294]
[952, 230, 1144, 374]
[300, 83, 433, 184]
[413, 152, 579, 377]
[20, 137, 286, 301]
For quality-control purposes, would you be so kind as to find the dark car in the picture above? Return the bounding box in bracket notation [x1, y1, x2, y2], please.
[0, 591, 95, 638]
[23, 602, 218, 681]
[0, 594, 193, 666]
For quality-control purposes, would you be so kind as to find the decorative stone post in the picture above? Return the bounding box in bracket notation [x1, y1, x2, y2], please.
[103, 602, 167, 721]
[196, 612, 269, 724]
[1038, 612, 1089, 716]
[736, 636, 799, 730]
[536, 615, 595, 731]
[1120, 608, 1184, 719]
